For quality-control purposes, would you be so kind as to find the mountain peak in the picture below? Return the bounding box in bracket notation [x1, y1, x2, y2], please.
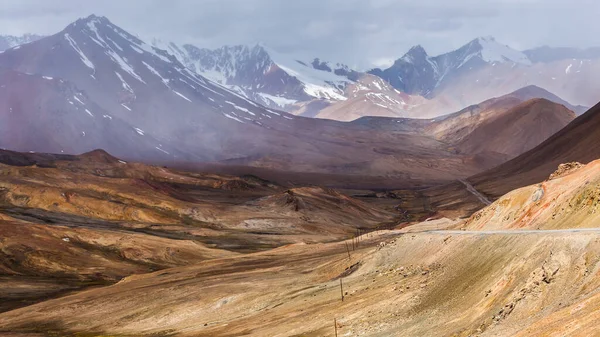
[407, 45, 427, 56]
[463, 36, 496, 48]
[66, 14, 113, 34]
[399, 45, 428, 64]
[460, 36, 531, 66]
[73, 14, 111, 26]
[63, 14, 147, 48]
[84, 14, 109, 22]
[476, 36, 496, 43]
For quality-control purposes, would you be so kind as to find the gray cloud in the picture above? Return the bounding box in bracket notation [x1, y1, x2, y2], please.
[0, 0, 598, 69]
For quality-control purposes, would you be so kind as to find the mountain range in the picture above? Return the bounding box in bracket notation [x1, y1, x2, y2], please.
[369, 36, 532, 97]
[150, 36, 594, 120]
[4, 21, 596, 122]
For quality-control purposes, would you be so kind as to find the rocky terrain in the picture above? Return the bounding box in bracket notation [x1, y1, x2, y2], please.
[0, 149, 401, 313]
[2, 157, 600, 336]
[0, 116, 597, 336]
[463, 159, 600, 230]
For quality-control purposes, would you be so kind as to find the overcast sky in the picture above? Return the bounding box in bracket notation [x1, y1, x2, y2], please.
[1, 0, 599, 69]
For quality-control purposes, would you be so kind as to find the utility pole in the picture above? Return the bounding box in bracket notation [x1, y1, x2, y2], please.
[345, 242, 351, 260]
[340, 278, 344, 302]
[334, 318, 338, 337]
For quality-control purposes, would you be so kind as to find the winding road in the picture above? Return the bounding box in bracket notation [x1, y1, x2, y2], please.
[427, 228, 600, 235]
[459, 179, 492, 206]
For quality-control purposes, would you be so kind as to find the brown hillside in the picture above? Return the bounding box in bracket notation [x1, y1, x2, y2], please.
[455, 98, 575, 157]
[468, 99, 600, 199]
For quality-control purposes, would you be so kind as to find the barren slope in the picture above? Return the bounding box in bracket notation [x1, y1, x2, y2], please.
[1, 157, 599, 336]
[463, 159, 600, 230]
[453, 98, 575, 158]
[2, 224, 599, 336]
[468, 100, 600, 199]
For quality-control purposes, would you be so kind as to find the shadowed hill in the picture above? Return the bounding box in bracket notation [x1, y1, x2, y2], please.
[454, 98, 575, 158]
[468, 100, 600, 199]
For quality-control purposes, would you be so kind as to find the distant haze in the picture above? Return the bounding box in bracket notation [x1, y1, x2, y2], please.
[1, 0, 599, 69]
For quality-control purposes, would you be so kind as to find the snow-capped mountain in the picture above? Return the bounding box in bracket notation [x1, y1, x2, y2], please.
[1, 20, 594, 125]
[154, 35, 590, 121]
[369, 36, 532, 97]
[0, 68, 186, 160]
[0, 34, 43, 51]
[152, 40, 359, 110]
[0, 15, 309, 161]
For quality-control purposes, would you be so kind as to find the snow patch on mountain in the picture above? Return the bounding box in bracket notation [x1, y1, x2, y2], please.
[257, 93, 298, 107]
[477, 36, 531, 65]
[151, 40, 353, 108]
[262, 47, 350, 100]
[172, 90, 192, 102]
[142, 61, 169, 86]
[115, 72, 134, 93]
[64, 33, 95, 70]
